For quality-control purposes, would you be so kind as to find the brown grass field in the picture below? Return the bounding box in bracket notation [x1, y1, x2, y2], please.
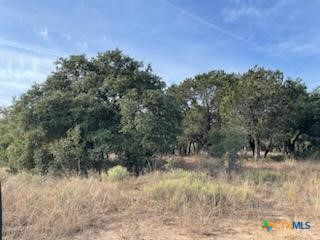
[2, 155, 320, 240]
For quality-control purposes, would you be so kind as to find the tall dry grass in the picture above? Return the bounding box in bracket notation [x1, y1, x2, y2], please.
[1, 159, 320, 239]
[3, 173, 133, 240]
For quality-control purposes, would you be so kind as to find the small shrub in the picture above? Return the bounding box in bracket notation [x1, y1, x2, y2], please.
[207, 128, 246, 158]
[263, 155, 285, 162]
[164, 157, 185, 170]
[241, 169, 285, 185]
[269, 155, 285, 162]
[207, 128, 246, 174]
[103, 165, 130, 182]
[144, 170, 251, 212]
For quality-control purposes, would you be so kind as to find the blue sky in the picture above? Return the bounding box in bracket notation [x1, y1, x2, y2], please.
[1, 0, 320, 106]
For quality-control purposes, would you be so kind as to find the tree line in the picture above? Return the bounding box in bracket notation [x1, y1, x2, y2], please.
[0, 49, 319, 174]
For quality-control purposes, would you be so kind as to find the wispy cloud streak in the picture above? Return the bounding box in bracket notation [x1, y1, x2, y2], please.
[162, 0, 289, 61]
[161, 0, 314, 74]
[0, 38, 62, 57]
[36, 27, 49, 40]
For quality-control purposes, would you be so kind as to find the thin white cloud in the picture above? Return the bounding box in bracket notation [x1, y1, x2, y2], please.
[0, 68, 49, 85]
[162, 0, 314, 77]
[162, 0, 289, 61]
[0, 38, 61, 57]
[37, 27, 49, 40]
[271, 38, 320, 57]
[222, 5, 263, 22]
[76, 41, 88, 50]
[0, 80, 30, 90]
[222, 0, 289, 23]
[0, 48, 53, 82]
[0, 48, 54, 106]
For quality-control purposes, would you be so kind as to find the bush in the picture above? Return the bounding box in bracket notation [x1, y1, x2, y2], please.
[104, 165, 130, 182]
[207, 128, 246, 158]
[164, 157, 185, 170]
[207, 128, 246, 173]
[144, 170, 251, 212]
[262, 154, 285, 162]
[241, 169, 285, 185]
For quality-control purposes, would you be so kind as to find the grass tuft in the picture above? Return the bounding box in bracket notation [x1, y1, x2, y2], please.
[102, 165, 130, 182]
[144, 170, 252, 213]
[240, 168, 285, 185]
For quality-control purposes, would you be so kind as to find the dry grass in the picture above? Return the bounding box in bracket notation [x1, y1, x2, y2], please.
[2, 158, 320, 239]
[144, 170, 251, 213]
[3, 173, 133, 240]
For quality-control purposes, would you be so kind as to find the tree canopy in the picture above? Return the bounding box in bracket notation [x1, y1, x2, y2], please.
[0, 50, 319, 174]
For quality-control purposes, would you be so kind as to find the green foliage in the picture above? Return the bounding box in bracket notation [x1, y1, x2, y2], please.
[33, 147, 52, 175]
[0, 49, 175, 174]
[169, 71, 230, 152]
[103, 165, 130, 181]
[50, 126, 85, 173]
[207, 128, 246, 158]
[119, 89, 182, 171]
[0, 48, 320, 175]
[232, 67, 284, 158]
[206, 128, 246, 173]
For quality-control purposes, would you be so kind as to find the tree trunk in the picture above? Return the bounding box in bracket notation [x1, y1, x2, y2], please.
[264, 140, 272, 158]
[77, 158, 81, 176]
[248, 135, 255, 157]
[253, 136, 260, 161]
[184, 145, 187, 156]
[290, 131, 301, 155]
[187, 142, 191, 155]
[192, 142, 196, 154]
[282, 141, 288, 154]
[285, 131, 302, 155]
